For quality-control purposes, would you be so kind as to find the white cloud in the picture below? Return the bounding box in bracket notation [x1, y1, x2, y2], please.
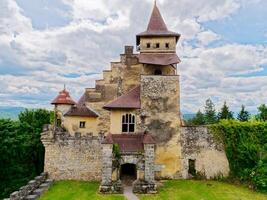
[0, 0, 266, 114]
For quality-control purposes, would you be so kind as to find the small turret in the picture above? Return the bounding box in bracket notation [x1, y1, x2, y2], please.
[51, 87, 76, 127]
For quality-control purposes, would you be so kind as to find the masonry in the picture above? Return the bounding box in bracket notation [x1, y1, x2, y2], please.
[41, 125, 102, 181]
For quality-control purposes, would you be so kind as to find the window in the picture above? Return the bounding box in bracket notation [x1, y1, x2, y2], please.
[80, 121, 86, 128]
[122, 113, 135, 133]
[146, 43, 151, 48]
[165, 43, 169, 48]
[56, 118, 61, 127]
[188, 159, 196, 176]
[156, 43, 160, 48]
[154, 69, 162, 75]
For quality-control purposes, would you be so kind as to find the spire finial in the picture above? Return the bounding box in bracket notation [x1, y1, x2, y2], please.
[63, 84, 66, 91]
[154, 0, 157, 6]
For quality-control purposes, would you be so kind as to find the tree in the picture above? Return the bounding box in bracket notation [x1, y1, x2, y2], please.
[218, 101, 234, 120]
[204, 98, 217, 124]
[257, 104, 267, 121]
[191, 110, 206, 125]
[237, 105, 250, 122]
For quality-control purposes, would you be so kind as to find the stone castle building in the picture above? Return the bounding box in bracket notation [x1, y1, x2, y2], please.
[41, 2, 230, 193]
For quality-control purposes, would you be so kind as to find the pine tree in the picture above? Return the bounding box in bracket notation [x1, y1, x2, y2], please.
[218, 101, 234, 120]
[237, 105, 250, 122]
[191, 110, 205, 125]
[204, 98, 217, 124]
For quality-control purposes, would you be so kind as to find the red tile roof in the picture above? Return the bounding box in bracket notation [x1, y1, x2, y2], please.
[64, 92, 99, 117]
[138, 53, 180, 65]
[64, 104, 98, 117]
[102, 133, 155, 153]
[103, 86, 141, 110]
[51, 89, 76, 105]
[136, 3, 180, 45]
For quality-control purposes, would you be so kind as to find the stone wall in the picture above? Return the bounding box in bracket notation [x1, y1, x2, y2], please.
[41, 126, 102, 181]
[180, 126, 230, 179]
[6, 172, 52, 200]
[140, 75, 182, 178]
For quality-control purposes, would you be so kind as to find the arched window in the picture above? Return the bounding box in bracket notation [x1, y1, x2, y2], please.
[122, 113, 135, 133]
[154, 69, 162, 75]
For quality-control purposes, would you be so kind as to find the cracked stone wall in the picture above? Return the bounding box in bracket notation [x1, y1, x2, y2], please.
[180, 126, 230, 179]
[140, 75, 182, 178]
[42, 128, 102, 181]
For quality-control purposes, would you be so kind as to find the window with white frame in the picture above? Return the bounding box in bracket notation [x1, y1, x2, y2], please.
[122, 113, 135, 133]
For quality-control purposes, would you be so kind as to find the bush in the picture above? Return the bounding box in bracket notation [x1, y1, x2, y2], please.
[209, 120, 267, 192]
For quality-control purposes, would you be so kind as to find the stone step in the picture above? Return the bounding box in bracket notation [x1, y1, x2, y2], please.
[45, 179, 53, 184]
[33, 188, 45, 196]
[25, 194, 38, 200]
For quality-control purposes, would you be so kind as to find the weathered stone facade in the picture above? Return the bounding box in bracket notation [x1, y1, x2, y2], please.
[41, 2, 230, 195]
[180, 126, 229, 178]
[41, 125, 102, 181]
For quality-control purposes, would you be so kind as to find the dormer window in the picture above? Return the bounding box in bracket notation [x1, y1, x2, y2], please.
[146, 43, 151, 48]
[166, 43, 169, 48]
[156, 43, 160, 48]
[122, 113, 135, 133]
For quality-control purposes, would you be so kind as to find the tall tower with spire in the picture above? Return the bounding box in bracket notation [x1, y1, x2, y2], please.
[137, 2, 180, 76]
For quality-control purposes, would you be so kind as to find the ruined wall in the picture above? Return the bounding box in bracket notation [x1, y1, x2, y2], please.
[140, 75, 182, 178]
[83, 46, 142, 135]
[180, 126, 229, 179]
[41, 126, 102, 181]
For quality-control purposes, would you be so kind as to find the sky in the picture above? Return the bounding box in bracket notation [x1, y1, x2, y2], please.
[0, 0, 266, 114]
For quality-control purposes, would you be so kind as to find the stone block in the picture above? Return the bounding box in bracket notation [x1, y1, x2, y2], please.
[25, 194, 38, 200]
[33, 188, 44, 196]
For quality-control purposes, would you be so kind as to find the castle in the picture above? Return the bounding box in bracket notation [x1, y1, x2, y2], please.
[41, 2, 230, 194]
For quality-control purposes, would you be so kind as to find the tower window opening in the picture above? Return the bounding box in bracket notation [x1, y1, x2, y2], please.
[80, 121, 86, 128]
[155, 43, 160, 48]
[154, 69, 162, 75]
[146, 43, 151, 48]
[166, 43, 169, 48]
[188, 159, 196, 176]
[122, 113, 135, 133]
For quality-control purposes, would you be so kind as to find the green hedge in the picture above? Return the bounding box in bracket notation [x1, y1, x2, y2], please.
[209, 120, 267, 192]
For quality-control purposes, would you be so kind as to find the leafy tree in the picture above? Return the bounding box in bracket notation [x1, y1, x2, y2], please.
[257, 104, 267, 121]
[237, 105, 250, 122]
[218, 101, 234, 120]
[0, 109, 52, 199]
[204, 98, 217, 124]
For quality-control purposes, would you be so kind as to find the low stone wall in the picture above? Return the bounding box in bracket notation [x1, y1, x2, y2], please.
[5, 172, 53, 200]
[180, 126, 230, 179]
[41, 126, 102, 181]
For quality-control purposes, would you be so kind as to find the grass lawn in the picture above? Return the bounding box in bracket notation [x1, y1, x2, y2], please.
[39, 181, 125, 200]
[139, 180, 267, 200]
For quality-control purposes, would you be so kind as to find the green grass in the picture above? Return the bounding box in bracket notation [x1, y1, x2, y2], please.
[139, 180, 267, 200]
[40, 180, 267, 200]
[39, 181, 125, 200]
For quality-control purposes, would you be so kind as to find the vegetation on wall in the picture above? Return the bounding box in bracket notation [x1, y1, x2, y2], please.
[0, 109, 53, 199]
[209, 120, 267, 192]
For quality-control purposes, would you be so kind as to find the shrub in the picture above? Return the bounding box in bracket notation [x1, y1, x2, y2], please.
[209, 120, 267, 192]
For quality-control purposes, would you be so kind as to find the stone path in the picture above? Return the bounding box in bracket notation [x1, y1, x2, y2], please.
[123, 186, 139, 200]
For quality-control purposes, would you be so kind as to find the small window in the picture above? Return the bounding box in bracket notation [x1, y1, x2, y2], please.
[156, 43, 160, 48]
[122, 114, 135, 133]
[146, 43, 151, 48]
[154, 69, 162, 75]
[80, 121, 86, 128]
[166, 43, 169, 48]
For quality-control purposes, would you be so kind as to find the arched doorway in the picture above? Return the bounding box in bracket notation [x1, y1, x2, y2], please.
[120, 164, 137, 185]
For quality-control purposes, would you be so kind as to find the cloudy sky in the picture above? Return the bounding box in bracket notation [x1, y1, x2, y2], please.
[0, 0, 266, 114]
